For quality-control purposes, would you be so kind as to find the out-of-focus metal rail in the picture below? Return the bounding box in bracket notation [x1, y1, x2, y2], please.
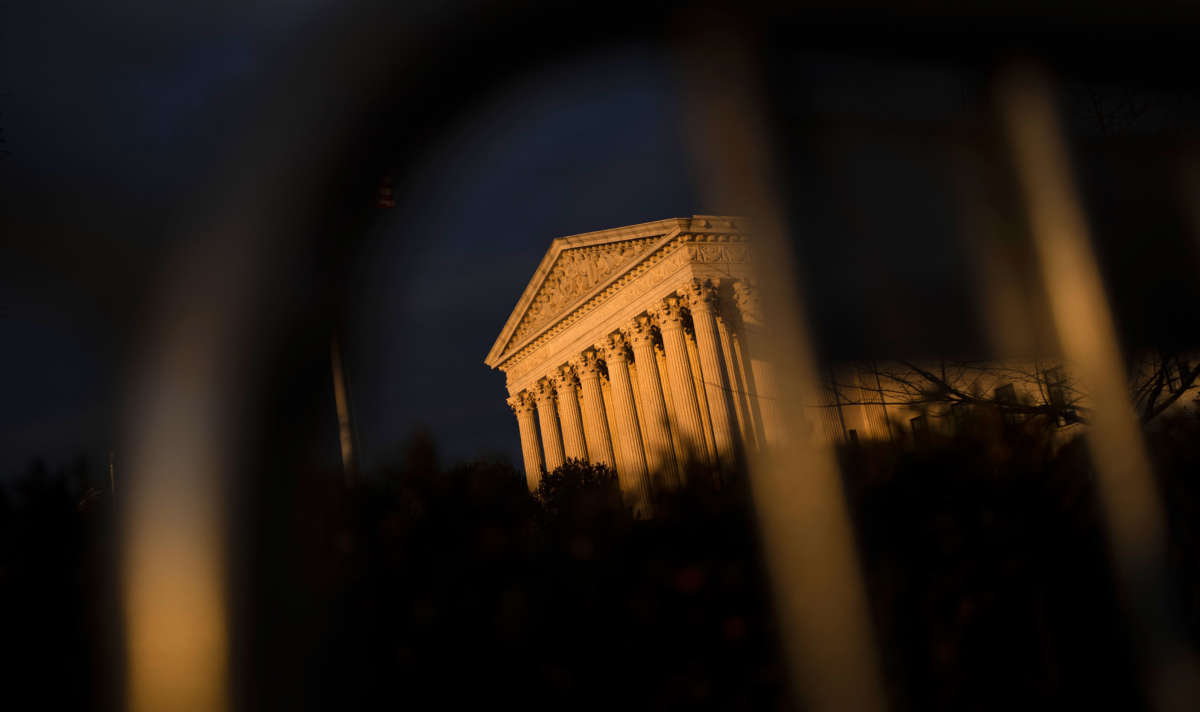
[1000, 64, 1200, 711]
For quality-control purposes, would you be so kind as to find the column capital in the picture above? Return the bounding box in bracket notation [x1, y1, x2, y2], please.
[627, 313, 659, 348]
[552, 364, 579, 392]
[683, 277, 720, 313]
[732, 279, 763, 326]
[600, 331, 631, 363]
[653, 295, 690, 330]
[535, 378, 557, 403]
[506, 390, 536, 414]
[574, 349, 605, 379]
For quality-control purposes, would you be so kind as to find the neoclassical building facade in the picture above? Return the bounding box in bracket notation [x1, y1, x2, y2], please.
[488, 217, 1199, 516]
[485, 216, 777, 514]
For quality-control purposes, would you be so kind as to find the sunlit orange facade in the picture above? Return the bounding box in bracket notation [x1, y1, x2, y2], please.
[485, 216, 774, 514]
[488, 216, 1197, 514]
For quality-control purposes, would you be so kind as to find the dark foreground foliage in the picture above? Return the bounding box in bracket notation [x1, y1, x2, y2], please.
[282, 455, 786, 711]
[3, 409, 1200, 710]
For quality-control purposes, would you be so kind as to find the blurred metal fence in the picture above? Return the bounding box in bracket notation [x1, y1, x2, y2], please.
[112, 4, 1200, 710]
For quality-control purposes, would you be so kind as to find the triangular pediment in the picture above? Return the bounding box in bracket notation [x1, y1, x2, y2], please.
[485, 218, 689, 367]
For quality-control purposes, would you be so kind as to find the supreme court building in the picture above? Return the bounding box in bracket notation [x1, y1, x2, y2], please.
[485, 216, 776, 515]
[487, 217, 1197, 516]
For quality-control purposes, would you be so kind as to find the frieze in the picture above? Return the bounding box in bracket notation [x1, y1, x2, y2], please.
[687, 243, 750, 264]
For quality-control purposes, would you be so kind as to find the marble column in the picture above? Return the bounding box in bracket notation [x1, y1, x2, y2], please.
[686, 331, 718, 464]
[733, 279, 781, 447]
[574, 350, 616, 468]
[535, 379, 565, 473]
[686, 278, 739, 468]
[553, 365, 588, 462]
[717, 308, 755, 450]
[600, 333, 653, 517]
[655, 296, 709, 465]
[507, 391, 543, 491]
[629, 315, 679, 488]
[655, 341, 690, 469]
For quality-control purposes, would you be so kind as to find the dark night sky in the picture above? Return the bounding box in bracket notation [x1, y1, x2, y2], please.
[0, 4, 704, 477]
[3, 3, 1199, 479]
[0, 2, 336, 478]
[346, 46, 701, 470]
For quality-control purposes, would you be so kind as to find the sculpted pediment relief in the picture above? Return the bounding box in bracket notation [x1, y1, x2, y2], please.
[502, 236, 660, 356]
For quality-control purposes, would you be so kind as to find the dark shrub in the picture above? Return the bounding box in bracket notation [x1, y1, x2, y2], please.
[535, 458, 623, 525]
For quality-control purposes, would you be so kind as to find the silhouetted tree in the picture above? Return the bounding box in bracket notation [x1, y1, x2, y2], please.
[1129, 349, 1200, 424]
[825, 355, 1197, 429]
[534, 459, 621, 519]
[9, 414, 1200, 711]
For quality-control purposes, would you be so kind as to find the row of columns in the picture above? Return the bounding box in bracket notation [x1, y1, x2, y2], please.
[506, 278, 774, 515]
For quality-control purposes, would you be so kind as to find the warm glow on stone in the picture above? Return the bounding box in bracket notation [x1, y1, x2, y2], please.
[485, 216, 762, 498]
